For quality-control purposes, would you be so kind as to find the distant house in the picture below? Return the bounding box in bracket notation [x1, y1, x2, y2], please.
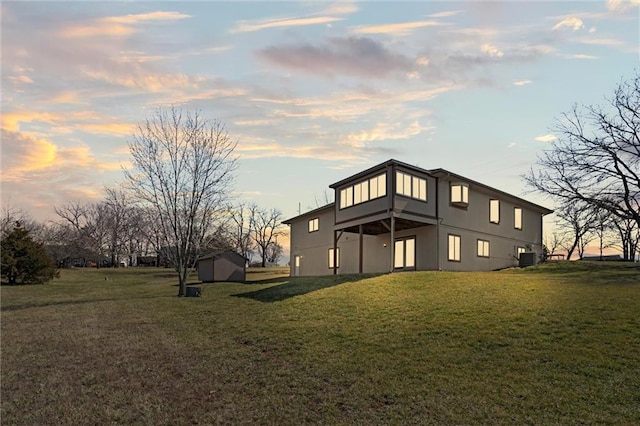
[197, 251, 247, 282]
[580, 254, 623, 261]
[283, 159, 553, 276]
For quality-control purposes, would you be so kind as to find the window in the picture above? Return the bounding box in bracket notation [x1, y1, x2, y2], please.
[329, 248, 340, 268]
[490, 199, 500, 224]
[339, 173, 386, 209]
[514, 207, 523, 230]
[394, 237, 416, 269]
[451, 183, 469, 206]
[396, 171, 427, 201]
[448, 234, 461, 261]
[516, 246, 526, 259]
[477, 239, 490, 257]
[308, 218, 319, 233]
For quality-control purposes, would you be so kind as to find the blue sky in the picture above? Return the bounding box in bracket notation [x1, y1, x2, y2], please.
[2, 1, 639, 231]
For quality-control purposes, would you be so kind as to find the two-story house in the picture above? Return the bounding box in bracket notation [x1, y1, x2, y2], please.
[283, 159, 553, 276]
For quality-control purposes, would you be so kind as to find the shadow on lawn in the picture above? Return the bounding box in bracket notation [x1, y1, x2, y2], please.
[233, 273, 382, 303]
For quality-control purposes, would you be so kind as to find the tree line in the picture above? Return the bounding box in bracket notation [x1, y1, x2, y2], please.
[526, 73, 640, 261]
[2, 107, 287, 294]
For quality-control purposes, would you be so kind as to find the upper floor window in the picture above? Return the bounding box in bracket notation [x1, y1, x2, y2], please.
[308, 217, 319, 233]
[396, 171, 427, 201]
[451, 183, 469, 207]
[514, 207, 523, 230]
[339, 173, 387, 209]
[490, 199, 500, 224]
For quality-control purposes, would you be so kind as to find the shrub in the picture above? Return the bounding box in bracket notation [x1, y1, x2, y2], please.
[1, 222, 58, 285]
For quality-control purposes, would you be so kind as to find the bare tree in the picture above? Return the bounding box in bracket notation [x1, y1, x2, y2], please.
[556, 201, 596, 260]
[124, 107, 237, 296]
[610, 216, 640, 261]
[104, 187, 133, 267]
[544, 230, 568, 259]
[249, 204, 286, 268]
[525, 74, 640, 229]
[266, 240, 284, 265]
[229, 203, 254, 263]
[55, 201, 109, 267]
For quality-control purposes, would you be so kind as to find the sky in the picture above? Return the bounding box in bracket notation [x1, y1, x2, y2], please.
[2, 1, 639, 241]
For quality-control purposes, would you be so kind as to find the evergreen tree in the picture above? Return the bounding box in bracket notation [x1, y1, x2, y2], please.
[1, 222, 58, 285]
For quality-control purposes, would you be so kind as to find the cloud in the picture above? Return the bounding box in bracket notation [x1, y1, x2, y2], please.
[563, 53, 598, 59]
[606, 0, 640, 12]
[535, 134, 557, 142]
[1, 130, 122, 183]
[508, 142, 517, 148]
[257, 36, 415, 79]
[480, 43, 504, 57]
[428, 11, 463, 18]
[553, 17, 585, 31]
[352, 20, 445, 36]
[59, 11, 190, 38]
[577, 37, 624, 46]
[2, 110, 134, 136]
[231, 16, 343, 33]
[513, 80, 532, 86]
[341, 121, 431, 148]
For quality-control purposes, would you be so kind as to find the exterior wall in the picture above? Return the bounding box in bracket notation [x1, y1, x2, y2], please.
[436, 177, 545, 271]
[288, 222, 437, 276]
[287, 161, 550, 276]
[288, 207, 335, 276]
[214, 256, 246, 282]
[198, 254, 246, 282]
[197, 258, 214, 282]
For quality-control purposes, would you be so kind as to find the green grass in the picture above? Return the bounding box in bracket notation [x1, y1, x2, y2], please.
[2, 262, 639, 424]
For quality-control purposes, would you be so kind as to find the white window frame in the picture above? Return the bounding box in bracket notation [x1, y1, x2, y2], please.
[448, 234, 461, 262]
[516, 246, 526, 259]
[308, 217, 319, 233]
[477, 239, 490, 257]
[490, 199, 500, 224]
[514, 207, 523, 230]
[329, 247, 340, 268]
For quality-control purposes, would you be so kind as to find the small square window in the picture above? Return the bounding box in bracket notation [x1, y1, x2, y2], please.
[308, 218, 319, 232]
[451, 183, 469, 206]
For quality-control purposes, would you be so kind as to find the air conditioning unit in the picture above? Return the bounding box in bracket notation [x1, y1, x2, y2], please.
[519, 252, 537, 267]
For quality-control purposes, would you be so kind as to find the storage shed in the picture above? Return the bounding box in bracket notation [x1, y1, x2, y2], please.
[197, 251, 247, 283]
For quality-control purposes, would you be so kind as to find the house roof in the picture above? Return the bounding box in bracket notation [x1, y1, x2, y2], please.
[197, 250, 248, 262]
[283, 159, 553, 223]
[282, 203, 334, 225]
[331, 159, 553, 215]
[428, 168, 554, 215]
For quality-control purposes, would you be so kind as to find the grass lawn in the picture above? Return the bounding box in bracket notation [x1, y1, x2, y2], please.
[2, 262, 639, 424]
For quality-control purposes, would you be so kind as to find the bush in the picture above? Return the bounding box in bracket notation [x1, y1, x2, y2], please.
[1, 222, 58, 285]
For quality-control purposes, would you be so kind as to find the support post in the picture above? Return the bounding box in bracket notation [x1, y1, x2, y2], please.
[359, 224, 363, 274]
[390, 214, 395, 273]
[333, 230, 338, 275]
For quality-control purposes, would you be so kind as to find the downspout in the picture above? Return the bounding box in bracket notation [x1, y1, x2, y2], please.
[389, 163, 395, 273]
[435, 176, 440, 270]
